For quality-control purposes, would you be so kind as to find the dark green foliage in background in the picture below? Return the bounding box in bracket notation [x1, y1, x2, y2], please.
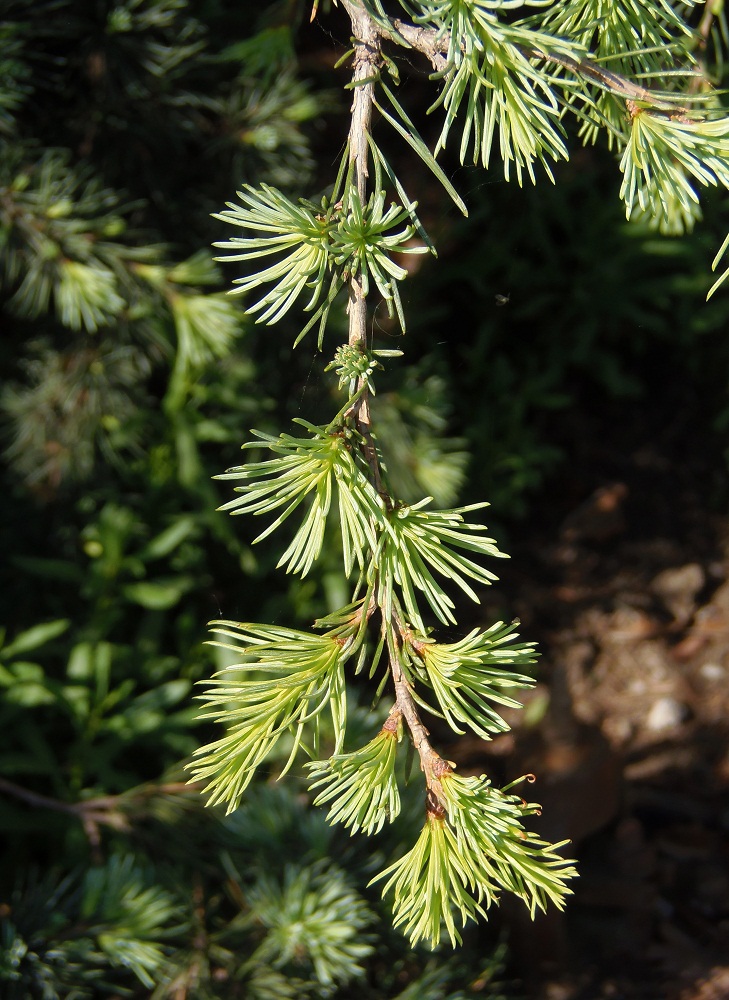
[411, 164, 729, 516]
[2, 0, 729, 994]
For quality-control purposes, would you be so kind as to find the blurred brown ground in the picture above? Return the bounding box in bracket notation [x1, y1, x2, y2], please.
[446, 440, 729, 1000]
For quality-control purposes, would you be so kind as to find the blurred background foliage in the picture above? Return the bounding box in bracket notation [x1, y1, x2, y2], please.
[2, 0, 729, 996]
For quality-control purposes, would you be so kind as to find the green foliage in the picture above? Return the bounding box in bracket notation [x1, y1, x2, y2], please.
[403, 622, 537, 739]
[192, 622, 349, 808]
[373, 772, 573, 947]
[215, 421, 382, 576]
[214, 182, 426, 344]
[245, 864, 374, 990]
[422, 0, 582, 182]
[1, 857, 180, 997]
[438, 773, 573, 917]
[0, 151, 133, 331]
[376, 501, 505, 628]
[621, 110, 729, 235]
[307, 726, 402, 834]
[0, 148, 251, 486]
[213, 184, 344, 337]
[375, 812, 491, 948]
[542, 0, 699, 145]
[0, 501, 211, 797]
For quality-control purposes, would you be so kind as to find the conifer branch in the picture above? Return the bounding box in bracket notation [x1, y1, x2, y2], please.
[192, 0, 729, 948]
[195, 0, 580, 944]
[388, 14, 692, 114]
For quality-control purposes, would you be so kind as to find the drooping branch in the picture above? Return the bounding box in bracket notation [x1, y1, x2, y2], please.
[340, 1, 463, 798]
[334, 0, 708, 815]
[191, 2, 582, 944]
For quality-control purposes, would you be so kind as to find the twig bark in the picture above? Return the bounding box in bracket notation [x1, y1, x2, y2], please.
[342, 0, 379, 367]
[340, 0, 385, 492]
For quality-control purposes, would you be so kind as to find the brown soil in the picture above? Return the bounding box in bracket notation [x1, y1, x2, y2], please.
[449, 437, 729, 999]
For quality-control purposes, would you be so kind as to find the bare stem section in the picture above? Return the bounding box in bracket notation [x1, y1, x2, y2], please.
[392, 641, 453, 798]
[341, 0, 382, 481]
[343, 1, 379, 205]
[342, 0, 380, 361]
